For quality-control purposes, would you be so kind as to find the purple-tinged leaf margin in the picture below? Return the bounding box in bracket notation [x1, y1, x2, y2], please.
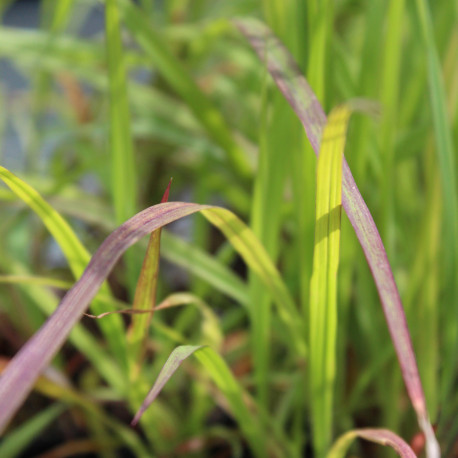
[233, 17, 437, 454]
[0, 199, 300, 433]
[328, 428, 417, 458]
[0, 202, 209, 432]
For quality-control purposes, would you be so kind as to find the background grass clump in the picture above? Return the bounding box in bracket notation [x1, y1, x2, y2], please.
[0, 0, 456, 456]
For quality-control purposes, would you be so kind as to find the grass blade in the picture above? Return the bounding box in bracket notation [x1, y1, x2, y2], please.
[161, 231, 249, 306]
[131, 345, 204, 426]
[105, 0, 139, 298]
[415, 0, 458, 419]
[0, 201, 302, 431]
[201, 207, 305, 357]
[0, 166, 128, 370]
[127, 181, 171, 377]
[309, 105, 351, 456]
[0, 404, 66, 458]
[327, 428, 416, 458]
[235, 17, 437, 453]
[132, 345, 266, 457]
[105, 0, 137, 225]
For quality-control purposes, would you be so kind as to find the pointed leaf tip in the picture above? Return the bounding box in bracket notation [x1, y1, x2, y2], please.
[131, 345, 203, 426]
[161, 178, 173, 203]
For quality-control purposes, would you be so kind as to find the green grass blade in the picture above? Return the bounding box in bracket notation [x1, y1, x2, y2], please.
[309, 105, 350, 456]
[127, 181, 170, 377]
[0, 404, 66, 458]
[306, 0, 334, 107]
[132, 345, 266, 457]
[161, 231, 249, 306]
[50, 0, 73, 32]
[327, 428, 416, 458]
[379, 0, 405, 257]
[0, 166, 89, 277]
[105, 0, 137, 225]
[415, 0, 458, 419]
[201, 207, 306, 357]
[0, 166, 128, 370]
[105, 0, 139, 297]
[248, 88, 290, 407]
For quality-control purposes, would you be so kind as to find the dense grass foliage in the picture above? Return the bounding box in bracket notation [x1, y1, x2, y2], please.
[0, 1, 456, 456]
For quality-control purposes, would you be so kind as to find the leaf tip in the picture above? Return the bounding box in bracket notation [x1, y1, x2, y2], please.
[161, 178, 173, 203]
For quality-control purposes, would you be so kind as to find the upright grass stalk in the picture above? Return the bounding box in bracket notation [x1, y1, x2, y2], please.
[248, 84, 290, 409]
[105, 0, 138, 294]
[260, 4, 312, 451]
[379, 0, 404, 258]
[306, 0, 333, 109]
[309, 105, 351, 456]
[379, 0, 406, 436]
[303, 0, 334, 318]
[127, 181, 171, 380]
[350, 0, 385, 184]
[408, 144, 440, 420]
[415, 0, 458, 411]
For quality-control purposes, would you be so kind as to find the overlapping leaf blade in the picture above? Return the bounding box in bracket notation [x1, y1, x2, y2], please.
[0, 195, 300, 432]
[235, 17, 438, 456]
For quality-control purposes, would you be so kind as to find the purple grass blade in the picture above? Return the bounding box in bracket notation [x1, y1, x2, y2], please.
[234, 17, 437, 452]
[0, 202, 210, 433]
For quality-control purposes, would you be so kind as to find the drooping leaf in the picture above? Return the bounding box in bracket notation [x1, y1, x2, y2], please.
[201, 207, 305, 357]
[0, 201, 300, 431]
[234, 18, 437, 453]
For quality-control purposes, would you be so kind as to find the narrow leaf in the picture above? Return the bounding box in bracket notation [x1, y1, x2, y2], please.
[127, 180, 172, 376]
[0, 166, 128, 369]
[105, 0, 137, 225]
[309, 105, 351, 455]
[132, 346, 267, 457]
[131, 345, 203, 426]
[415, 1, 458, 434]
[0, 404, 65, 458]
[201, 207, 305, 357]
[235, 17, 435, 447]
[0, 202, 299, 431]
